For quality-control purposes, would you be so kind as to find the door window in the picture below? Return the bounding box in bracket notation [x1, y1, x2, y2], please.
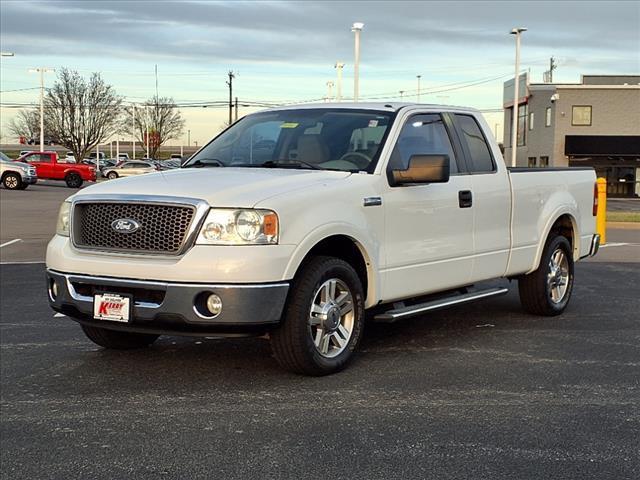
[389, 114, 458, 174]
[454, 114, 496, 173]
[24, 154, 51, 163]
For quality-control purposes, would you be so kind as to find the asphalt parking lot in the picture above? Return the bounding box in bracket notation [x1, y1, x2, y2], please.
[1, 184, 639, 479]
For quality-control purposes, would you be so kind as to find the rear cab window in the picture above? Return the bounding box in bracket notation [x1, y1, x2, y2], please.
[453, 114, 496, 173]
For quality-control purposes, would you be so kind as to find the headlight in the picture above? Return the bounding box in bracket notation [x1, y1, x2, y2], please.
[196, 209, 278, 245]
[56, 202, 71, 237]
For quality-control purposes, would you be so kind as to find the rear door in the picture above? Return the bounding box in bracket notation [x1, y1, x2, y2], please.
[451, 113, 511, 282]
[382, 112, 475, 301]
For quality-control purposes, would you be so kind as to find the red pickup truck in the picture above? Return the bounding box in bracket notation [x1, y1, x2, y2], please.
[16, 151, 96, 188]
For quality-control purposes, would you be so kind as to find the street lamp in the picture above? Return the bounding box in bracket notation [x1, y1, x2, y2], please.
[28, 67, 54, 152]
[334, 62, 345, 102]
[509, 27, 527, 168]
[351, 22, 364, 102]
[416, 75, 422, 103]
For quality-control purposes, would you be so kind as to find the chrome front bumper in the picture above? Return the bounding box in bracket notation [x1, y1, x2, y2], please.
[47, 269, 289, 336]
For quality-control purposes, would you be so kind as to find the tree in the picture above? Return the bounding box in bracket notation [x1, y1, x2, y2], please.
[6, 109, 40, 142]
[44, 68, 122, 162]
[123, 96, 185, 158]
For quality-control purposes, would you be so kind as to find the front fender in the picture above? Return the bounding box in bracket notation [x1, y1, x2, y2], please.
[283, 223, 382, 309]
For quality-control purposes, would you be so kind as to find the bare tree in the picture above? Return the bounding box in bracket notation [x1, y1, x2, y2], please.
[6, 109, 40, 142]
[44, 68, 122, 162]
[123, 96, 185, 158]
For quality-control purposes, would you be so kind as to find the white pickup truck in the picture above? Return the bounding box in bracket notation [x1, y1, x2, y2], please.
[47, 103, 600, 375]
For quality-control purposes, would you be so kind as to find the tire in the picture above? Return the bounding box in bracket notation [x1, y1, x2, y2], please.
[107, 171, 118, 180]
[518, 235, 574, 316]
[2, 173, 22, 190]
[81, 325, 159, 350]
[65, 172, 83, 188]
[270, 256, 365, 376]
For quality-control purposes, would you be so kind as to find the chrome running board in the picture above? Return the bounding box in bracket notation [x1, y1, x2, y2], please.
[374, 287, 509, 323]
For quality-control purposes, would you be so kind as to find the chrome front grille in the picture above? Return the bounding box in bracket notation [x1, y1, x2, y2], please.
[73, 201, 197, 254]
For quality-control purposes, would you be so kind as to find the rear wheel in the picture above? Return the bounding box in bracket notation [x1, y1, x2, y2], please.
[518, 235, 574, 316]
[270, 256, 365, 376]
[65, 172, 83, 188]
[2, 173, 22, 190]
[81, 325, 159, 350]
[107, 171, 118, 180]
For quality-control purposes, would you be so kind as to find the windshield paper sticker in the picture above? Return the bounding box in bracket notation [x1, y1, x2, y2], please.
[280, 122, 299, 129]
[368, 120, 379, 128]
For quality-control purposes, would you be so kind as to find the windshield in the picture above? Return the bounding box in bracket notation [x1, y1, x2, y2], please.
[0, 152, 11, 162]
[184, 108, 395, 173]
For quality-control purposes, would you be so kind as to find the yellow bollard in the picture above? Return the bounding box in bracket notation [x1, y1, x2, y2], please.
[596, 177, 607, 245]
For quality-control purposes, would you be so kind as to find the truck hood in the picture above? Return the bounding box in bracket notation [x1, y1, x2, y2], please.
[76, 167, 352, 207]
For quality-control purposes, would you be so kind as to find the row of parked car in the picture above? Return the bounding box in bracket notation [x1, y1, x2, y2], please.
[1, 151, 186, 190]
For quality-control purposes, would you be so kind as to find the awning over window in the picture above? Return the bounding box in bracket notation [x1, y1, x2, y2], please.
[565, 135, 640, 156]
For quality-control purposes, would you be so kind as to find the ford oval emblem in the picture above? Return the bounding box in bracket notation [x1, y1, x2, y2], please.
[111, 218, 140, 234]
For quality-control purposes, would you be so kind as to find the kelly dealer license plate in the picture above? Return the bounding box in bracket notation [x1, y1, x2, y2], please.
[93, 293, 131, 322]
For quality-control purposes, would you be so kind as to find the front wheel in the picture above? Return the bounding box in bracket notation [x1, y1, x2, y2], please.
[65, 172, 83, 188]
[518, 235, 574, 316]
[107, 171, 118, 180]
[270, 256, 365, 376]
[81, 325, 159, 350]
[2, 173, 22, 190]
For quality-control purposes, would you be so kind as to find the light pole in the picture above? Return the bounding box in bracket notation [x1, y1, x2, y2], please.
[510, 27, 527, 168]
[1, 52, 15, 57]
[28, 67, 54, 152]
[351, 22, 364, 102]
[145, 105, 150, 158]
[326, 81, 334, 102]
[399, 90, 405, 100]
[416, 75, 422, 103]
[188, 129, 191, 147]
[132, 103, 136, 159]
[334, 62, 345, 102]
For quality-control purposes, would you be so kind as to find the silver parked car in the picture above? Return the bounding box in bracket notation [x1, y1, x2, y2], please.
[103, 161, 158, 180]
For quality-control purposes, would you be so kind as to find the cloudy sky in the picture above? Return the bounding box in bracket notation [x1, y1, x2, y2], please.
[1, 0, 638, 144]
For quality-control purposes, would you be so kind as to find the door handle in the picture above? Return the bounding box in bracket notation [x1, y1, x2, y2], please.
[459, 190, 473, 208]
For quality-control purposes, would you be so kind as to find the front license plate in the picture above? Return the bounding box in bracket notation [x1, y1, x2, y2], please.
[93, 293, 131, 322]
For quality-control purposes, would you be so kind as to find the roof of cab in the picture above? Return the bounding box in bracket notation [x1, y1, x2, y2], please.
[262, 102, 479, 113]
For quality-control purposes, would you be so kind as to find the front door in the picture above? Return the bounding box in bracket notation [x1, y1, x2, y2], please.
[382, 113, 474, 301]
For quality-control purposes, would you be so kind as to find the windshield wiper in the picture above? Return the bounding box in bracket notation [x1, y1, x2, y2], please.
[260, 159, 322, 170]
[185, 158, 225, 168]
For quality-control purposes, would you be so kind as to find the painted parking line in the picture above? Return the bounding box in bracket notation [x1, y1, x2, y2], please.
[599, 242, 638, 248]
[0, 239, 22, 248]
[0, 261, 45, 265]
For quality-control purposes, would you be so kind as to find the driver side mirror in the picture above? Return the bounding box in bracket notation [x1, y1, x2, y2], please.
[390, 154, 450, 186]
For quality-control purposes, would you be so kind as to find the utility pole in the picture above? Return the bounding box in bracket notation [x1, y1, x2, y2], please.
[234, 97, 238, 122]
[226, 71, 235, 125]
[549, 56, 557, 83]
[510, 27, 527, 168]
[416, 75, 422, 103]
[334, 62, 345, 102]
[29, 67, 54, 152]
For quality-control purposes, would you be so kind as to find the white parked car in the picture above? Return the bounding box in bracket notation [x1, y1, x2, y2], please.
[102, 161, 158, 179]
[46, 103, 599, 375]
[1, 152, 37, 189]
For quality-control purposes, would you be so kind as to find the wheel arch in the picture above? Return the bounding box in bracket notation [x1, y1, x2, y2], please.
[531, 211, 579, 272]
[284, 231, 380, 308]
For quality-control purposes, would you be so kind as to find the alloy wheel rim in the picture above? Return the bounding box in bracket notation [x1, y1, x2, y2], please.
[308, 278, 355, 358]
[547, 248, 570, 304]
[6, 177, 18, 188]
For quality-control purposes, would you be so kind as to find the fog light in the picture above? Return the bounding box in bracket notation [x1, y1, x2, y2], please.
[206, 294, 223, 316]
[49, 279, 58, 300]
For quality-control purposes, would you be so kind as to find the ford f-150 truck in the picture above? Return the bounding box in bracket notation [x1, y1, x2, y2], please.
[16, 151, 96, 188]
[46, 104, 600, 375]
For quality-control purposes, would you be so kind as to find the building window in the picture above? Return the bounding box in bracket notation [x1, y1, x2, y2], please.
[529, 112, 534, 130]
[540, 156, 549, 167]
[517, 104, 527, 146]
[545, 107, 551, 127]
[572, 106, 592, 126]
[528, 157, 537, 167]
